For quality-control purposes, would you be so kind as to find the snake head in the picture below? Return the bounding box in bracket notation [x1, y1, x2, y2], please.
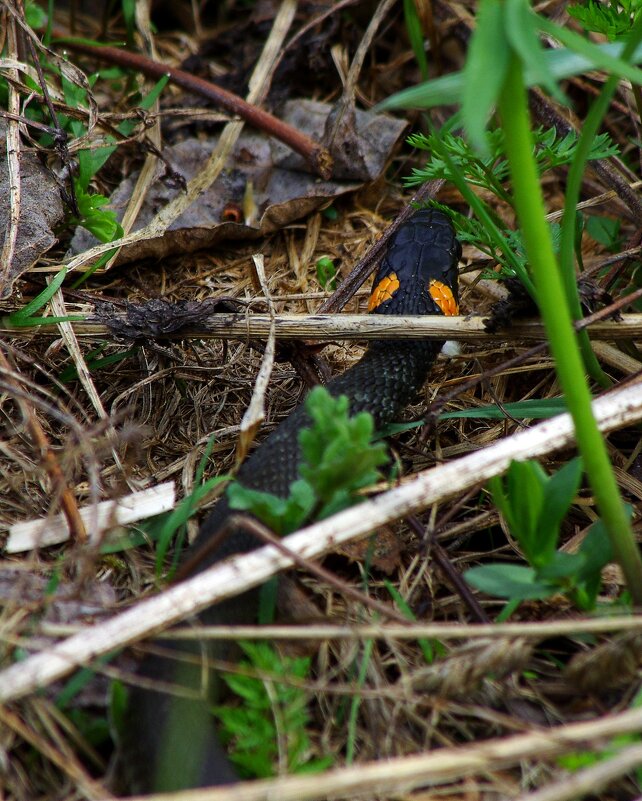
[368, 209, 461, 317]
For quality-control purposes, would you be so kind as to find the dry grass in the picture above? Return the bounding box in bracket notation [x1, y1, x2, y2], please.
[2, 2, 642, 800]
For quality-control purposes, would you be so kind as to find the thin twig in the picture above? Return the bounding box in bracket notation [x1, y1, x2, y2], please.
[406, 514, 489, 623]
[53, 32, 333, 179]
[35, 613, 642, 641]
[91, 705, 642, 801]
[6, 310, 642, 342]
[0, 13, 21, 294]
[186, 513, 410, 625]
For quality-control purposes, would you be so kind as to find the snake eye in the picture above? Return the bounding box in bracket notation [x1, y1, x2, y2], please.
[429, 279, 459, 316]
[368, 272, 400, 312]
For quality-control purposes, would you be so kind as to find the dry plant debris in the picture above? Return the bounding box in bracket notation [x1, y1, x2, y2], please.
[1, 1, 642, 800]
[0, 128, 64, 297]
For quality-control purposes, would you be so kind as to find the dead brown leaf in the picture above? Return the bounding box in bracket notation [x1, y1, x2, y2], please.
[69, 99, 407, 266]
[0, 137, 64, 299]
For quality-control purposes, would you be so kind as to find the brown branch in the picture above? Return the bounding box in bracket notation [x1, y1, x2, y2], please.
[530, 88, 642, 222]
[53, 32, 333, 180]
[8, 310, 642, 343]
[406, 514, 490, 624]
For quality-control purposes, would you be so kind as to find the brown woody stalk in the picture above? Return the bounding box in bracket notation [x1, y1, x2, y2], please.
[55, 34, 333, 179]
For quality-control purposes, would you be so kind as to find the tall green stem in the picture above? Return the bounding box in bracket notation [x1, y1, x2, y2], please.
[559, 16, 642, 388]
[498, 56, 642, 606]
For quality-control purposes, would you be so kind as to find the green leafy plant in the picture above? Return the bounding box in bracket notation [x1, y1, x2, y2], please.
[223, 388, 390, 771]
[70, 187, 124, 243]
[568, 0, 642, 125]
[1, 43, 169, 308]
[407, 127, 616, 283]
[58, 71, 167, 191]
[407, 126, 618, 203]
[119, 391, 389, 777]
[465, 458, 614, 611]
[59, 71, 167, 246]
[584, 213, 623, 251]
[213, 641, 333, 778]
[227, 386, 389, 534]
[2, 55, 166, 248]
[316, 256, 337, 290]
[569, 0, 642, 41]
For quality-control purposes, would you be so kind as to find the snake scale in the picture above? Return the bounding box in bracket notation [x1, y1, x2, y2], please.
[117, 208, 461, 792]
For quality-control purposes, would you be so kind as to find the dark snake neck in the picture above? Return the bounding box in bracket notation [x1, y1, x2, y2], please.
[191, 337, 440, 568]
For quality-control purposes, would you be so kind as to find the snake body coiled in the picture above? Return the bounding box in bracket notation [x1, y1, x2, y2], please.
[118, 208, 461, 792]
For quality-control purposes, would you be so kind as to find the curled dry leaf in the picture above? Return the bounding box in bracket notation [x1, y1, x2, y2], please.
[69, 99, 407, 265]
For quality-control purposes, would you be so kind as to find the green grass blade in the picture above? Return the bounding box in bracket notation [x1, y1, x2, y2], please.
[403, 0, 429, 81]
[10, 268, 67, 321]
[538, 14, 642, 86]
[558, 13, 642, 386]
[378, 39, 642, 112]
[498, 55, 642, 605]
[5, 315, 84, 328]
[345, 638, 374, 765]
[439, 398, 567, 420]
[461, 0, 510, 153]
[505, 0, 567, 105]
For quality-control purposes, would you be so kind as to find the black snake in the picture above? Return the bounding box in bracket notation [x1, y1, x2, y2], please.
[117, 207, 461, 792]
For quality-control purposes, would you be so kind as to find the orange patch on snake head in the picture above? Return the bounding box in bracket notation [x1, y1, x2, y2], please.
[368, 272, 400, 312]
[429, 279, 459, 316]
